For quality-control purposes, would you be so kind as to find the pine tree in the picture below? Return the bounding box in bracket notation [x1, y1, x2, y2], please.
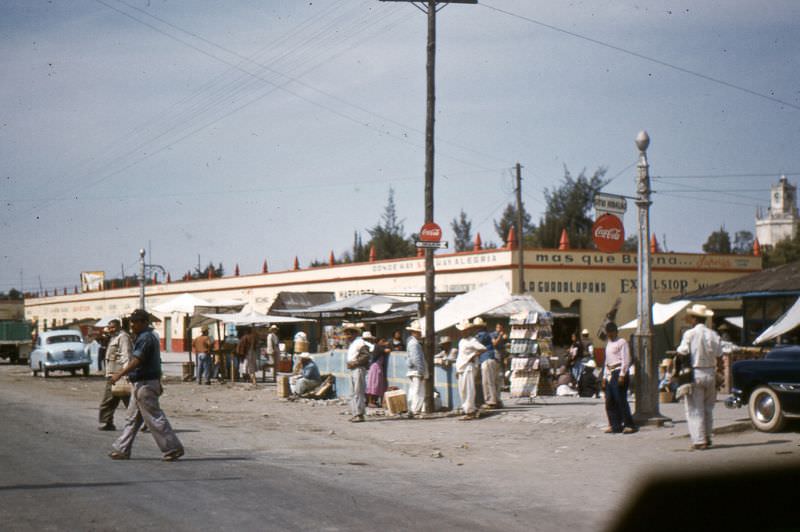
[451, 209, 473, 251]
[366, 187, 415, 259]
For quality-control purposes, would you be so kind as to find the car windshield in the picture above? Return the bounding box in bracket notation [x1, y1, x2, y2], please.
[46, 335, 82, 345]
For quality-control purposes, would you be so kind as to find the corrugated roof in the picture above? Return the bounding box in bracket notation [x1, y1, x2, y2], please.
[680, 261, 800, 300]
[268, 291, 335, 312]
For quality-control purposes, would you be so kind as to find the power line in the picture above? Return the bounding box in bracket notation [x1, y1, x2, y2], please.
[480, 3, 800, 112]
[655, 172, 800, 179]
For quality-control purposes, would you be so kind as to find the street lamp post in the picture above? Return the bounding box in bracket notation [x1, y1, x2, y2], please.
[138, 249, 146, 310]
[632, 131, 668, 426]
[136, 248, 166, 312]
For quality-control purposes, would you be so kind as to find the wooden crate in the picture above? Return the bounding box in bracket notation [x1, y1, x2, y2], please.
[383, 389, 407, 415]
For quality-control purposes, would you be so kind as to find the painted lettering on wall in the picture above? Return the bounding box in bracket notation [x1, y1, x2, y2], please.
[530, 280, 607, 294]
[620, 278, 690, 293]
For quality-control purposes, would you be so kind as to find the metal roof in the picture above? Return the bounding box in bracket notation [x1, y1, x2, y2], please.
[679, 261, 800, 300]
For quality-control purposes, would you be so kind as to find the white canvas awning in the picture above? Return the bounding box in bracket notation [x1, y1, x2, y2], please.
[201, 310, 313, 327]
[433, 279, 512, 333]
[724, 316, 743, 329]
[754, 297, 800, 345]
[619, 300, 691, 330]
[152, 293, 212, 314]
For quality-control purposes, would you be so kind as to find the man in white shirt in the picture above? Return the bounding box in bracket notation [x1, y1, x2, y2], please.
[603, 322, 637, 434]
[676, 304, 723, 450]
[405, 320, 427, 418]
[456, 318, 486, 421]
[345, 325, 373, 423]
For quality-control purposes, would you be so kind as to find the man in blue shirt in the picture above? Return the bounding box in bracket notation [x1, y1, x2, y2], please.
[290, 354, 321, 396]
[477, 321, 501, 409]
[109, 309, 184, 461]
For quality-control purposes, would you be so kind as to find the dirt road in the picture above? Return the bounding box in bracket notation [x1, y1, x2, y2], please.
[1, 364, 797, 531]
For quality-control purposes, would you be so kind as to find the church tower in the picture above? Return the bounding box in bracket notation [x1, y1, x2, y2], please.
[755, 175, 799, 248]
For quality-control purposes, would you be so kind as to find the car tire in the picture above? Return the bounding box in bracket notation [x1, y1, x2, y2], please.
[32, 365, 38, 377]
[748, 385, 786, 432]
[70, 369, 76, 376]
[42, 363, 49, 379]
[82, 365, 90, 377]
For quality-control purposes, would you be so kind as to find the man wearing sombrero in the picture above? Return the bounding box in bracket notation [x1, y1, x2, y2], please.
[455, 318, 487, 420]
[676, 304, 723, 450]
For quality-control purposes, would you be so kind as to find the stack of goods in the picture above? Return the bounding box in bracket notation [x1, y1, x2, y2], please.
[508, 311, 554, 398]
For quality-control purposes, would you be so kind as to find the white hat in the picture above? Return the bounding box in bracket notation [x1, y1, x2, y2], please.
[456, 317, 485, 331]
[438, 335, 452, 345]
[406, 319, 423, 332]
[361, 331, 375, 340]
[581, 329, 590, 336]
[299, 353, 312, 360]
[686, 304, 714, 318]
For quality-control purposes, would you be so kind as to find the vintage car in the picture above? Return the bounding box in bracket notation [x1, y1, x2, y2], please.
[726, 345, 800, 432]
[29, 330, 90, 378]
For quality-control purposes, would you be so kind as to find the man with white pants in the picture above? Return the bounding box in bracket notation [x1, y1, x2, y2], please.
[455, 318, 486, 421]
[345, 325, 373, 423]
[405, 320, 427, 418]
[677, 304, 723, 450]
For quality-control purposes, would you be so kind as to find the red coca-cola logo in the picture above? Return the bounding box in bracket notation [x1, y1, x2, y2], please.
[419, 222, 442, 242]
[592, 214, 625, 253]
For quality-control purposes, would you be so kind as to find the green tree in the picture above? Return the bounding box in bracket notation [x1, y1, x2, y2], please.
[702, 227, 732, 254]
[366, 187, 415, 259]
[621, 234, 638, 252]
[732, 230, 754, 255]
[451, 209, 473, 251]
[535, 166, 608, 249]
[192, 261, 224, 279]
[763, 232, 800, 268]
[493, 203, 534, 245]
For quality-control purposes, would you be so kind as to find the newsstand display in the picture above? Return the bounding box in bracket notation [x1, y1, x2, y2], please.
[508, 311, 553, 398]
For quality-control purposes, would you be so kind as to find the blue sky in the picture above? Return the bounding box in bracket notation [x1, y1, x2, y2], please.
[2, 0, 799, 293]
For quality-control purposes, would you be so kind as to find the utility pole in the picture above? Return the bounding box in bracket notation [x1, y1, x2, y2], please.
[379, 0, 476, 413]
[515, 162, 525, 293]
[632, 131, 668, 426]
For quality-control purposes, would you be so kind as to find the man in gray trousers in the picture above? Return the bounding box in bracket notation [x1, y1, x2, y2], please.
[109, 309, 184, 461]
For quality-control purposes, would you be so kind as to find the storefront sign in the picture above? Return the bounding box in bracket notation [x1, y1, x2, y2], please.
[593, 192, 628, 216]
[592, 214, 625, 253]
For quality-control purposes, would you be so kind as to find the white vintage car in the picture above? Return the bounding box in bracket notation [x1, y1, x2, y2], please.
[29, 330, 90, 377]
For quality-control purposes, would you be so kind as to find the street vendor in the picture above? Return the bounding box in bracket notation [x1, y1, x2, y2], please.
[456, 318, 486, 421]
[290, 354, 321, 397]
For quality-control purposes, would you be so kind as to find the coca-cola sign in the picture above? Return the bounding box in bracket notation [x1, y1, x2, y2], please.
[419, 222, 443, 242]
[592, 213, 625, 253]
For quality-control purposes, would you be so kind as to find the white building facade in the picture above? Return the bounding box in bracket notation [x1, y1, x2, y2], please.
[756, 175, 799, 248]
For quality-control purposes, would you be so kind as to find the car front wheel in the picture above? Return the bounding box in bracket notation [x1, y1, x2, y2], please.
[82, 365, 90, 377]
[748, 386, 786, 432]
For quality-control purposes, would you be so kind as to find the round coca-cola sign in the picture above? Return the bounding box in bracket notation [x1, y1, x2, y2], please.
[419, 222, 443, 242]
[592, 213, 624, 253]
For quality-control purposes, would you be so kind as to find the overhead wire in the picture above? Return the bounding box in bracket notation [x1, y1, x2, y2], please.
[480, 3, 800, 112]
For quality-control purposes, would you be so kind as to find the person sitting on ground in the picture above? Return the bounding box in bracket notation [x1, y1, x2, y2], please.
[290, 354, 321, 397]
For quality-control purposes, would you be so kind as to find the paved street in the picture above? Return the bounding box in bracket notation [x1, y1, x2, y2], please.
[0, 361, 798, 531]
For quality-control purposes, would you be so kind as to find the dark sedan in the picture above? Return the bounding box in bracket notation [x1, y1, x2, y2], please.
[726, 345, 800, 432]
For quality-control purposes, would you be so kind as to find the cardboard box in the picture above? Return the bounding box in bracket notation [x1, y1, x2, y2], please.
[659, 390, 674, 403]
[383, 389, 407, 415]
[276, 375, 290, 398]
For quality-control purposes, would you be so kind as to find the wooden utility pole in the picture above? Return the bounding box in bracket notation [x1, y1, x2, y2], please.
[515, 162, 524, 294]
[379, 0, 476, 413]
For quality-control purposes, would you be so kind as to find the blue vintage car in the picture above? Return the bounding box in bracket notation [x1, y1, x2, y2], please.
[29, 330, 91, 378]
[726, 345, 800, 432]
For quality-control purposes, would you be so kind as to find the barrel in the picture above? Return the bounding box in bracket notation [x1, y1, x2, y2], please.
[181, 362, 196, 382]
[277, 375, 290, 398]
